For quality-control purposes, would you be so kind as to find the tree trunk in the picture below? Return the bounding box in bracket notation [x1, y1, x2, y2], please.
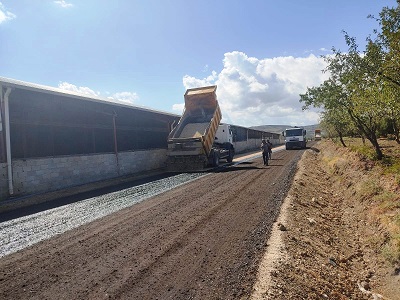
[370, 137, 383, 159]
[347, 110, 383, 160]
[364, 129, 383, 160]
[361, 134, 366, 145]
[392, 119, 400, 144]
[338, 131, 347, 147]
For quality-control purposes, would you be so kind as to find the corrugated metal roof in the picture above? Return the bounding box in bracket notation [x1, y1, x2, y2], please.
[0, 76, 179, 118]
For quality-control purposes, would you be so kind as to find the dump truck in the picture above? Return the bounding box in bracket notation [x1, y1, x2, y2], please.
[166, 85, 235, 171]
[283, 126, 307, 149]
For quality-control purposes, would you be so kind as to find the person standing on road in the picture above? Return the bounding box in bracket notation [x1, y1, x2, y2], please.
[261, 139, 270, 166]
[267, 139, 273, 160]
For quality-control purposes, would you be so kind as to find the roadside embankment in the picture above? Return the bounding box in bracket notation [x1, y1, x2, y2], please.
[253, 139, 399, 299]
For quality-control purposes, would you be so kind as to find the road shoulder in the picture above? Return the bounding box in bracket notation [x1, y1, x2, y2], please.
[252, 143, 399, 299]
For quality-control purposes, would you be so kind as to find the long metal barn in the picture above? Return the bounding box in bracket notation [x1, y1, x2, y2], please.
[0, 77, 281, 200]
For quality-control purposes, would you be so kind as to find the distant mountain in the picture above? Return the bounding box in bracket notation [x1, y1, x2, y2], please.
[250, 124, 321, 138]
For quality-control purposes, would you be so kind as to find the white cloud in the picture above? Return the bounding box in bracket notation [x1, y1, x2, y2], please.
[179, 51, 329, 127]
[319, 47, 330, 52]
[58, 82, 99, 97]
[54, 0, 73, 8]
[172, 103, 185, 114]
[58, 82, 139, 105]
[108, 92, 138, 104]
[0, 2, 16, 24]
[183, 71, 218, 88]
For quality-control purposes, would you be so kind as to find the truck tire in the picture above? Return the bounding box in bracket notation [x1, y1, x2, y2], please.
[227, 149, 234, 163]
[212, 151, 220, 167]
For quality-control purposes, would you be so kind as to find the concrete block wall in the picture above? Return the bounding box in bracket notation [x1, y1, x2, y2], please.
[233, 140, 247, 154]
[0, 149, 168, 199]
[118, 149, 167, 176]
[1, 136, 286, 200]
[234, 138, 283, 154]
[234, 139, 260, 153]
[11, 154, 119, 196]
[270, 138, 283, 146]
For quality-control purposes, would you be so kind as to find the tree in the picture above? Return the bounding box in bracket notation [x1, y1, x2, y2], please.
[301, 43, 385, 159]
[300, 79, 351, 148]
[301, 2, 400, 159]
[383, 83, 400, 143]
[320, 107, 355, 147]
[368, 1, 400, 88]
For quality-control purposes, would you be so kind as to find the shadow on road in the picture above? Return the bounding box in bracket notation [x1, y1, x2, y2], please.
[234, 161, 254, 165]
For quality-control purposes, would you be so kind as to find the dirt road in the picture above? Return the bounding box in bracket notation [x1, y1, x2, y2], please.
[0, 149, 304, 300]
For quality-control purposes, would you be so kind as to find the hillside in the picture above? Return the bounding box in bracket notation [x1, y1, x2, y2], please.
[250, 124, 320, 138]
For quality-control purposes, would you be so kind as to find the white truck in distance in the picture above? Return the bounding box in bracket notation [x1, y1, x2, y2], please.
[283, 127, 307, 150]
[314, 129, 322, 141]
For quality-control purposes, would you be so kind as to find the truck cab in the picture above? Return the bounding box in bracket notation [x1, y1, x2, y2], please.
[215, 124, 233, 145]
[283, 127, 307, 150]
[314, 129, 322, 141]
[212, 124, 235, 165]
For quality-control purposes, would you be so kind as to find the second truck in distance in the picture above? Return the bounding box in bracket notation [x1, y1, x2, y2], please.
[283, 127, 307, 150]
[314, 129, 322, 141]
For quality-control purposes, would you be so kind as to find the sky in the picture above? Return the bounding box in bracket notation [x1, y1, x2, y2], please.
[0, 0, 398, 127]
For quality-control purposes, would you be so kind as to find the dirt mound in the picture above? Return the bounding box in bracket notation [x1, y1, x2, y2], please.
[254, 140, 400, 299]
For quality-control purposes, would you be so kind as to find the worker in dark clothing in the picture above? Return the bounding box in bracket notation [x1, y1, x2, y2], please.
[266, 139, 273, 160]
[261, 139, 270, 166]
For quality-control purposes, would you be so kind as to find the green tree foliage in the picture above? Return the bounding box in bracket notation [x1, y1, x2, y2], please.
[369, 1, 400, 88]
[368, 2, 400, 143]
[300, 1, 400, 159]
[381, 83, 400, 143]
[300, 46, 385, 159]
[320, 108, 355, 147]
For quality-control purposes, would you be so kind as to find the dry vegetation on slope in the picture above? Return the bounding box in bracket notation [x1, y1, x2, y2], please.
[262, 139, 399, 299]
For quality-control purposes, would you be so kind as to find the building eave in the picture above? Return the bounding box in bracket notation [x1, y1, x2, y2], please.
[0, 76, 180, 118]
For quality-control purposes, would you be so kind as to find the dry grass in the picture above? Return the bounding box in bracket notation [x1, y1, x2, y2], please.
[330, 138, 400, 263]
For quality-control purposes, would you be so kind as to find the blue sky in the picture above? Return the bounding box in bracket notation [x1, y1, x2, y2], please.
[0, 0, 397, 127]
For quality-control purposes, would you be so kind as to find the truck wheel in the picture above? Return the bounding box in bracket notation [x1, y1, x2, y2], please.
[212, 152, 220, 167]
[227, 149, 234, 163]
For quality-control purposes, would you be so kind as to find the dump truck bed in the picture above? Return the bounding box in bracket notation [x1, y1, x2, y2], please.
[167, 85, 221, 171]
[178, 122, 210, 138]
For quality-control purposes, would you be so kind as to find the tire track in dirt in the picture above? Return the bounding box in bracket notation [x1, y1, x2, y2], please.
[0, 149, 304, 300]
[110, 157, 286, 299]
